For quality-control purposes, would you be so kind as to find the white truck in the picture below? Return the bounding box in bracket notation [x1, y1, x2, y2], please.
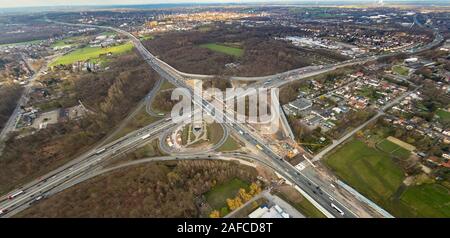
[8, 190, 24, 199]
[331, 203, 345, 216]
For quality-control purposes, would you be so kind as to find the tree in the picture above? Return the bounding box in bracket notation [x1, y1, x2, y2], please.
[209, 210, 220, 218]
[238, 188, 252, 203]
[249, 182, 262, 196]
[226, 197, 243, 211]
[226, 198, 238, 211]
[355, 131, 364, 139]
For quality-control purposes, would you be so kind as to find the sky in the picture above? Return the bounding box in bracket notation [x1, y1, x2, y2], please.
[0, 0, 446, 9]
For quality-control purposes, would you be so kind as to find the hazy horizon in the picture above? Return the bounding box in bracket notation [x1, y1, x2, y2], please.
[0, 0, 448, 9]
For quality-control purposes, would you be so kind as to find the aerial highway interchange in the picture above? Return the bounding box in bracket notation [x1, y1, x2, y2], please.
[0, 12, 445, 218]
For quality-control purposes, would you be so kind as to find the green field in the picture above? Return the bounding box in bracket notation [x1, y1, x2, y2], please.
[205, 178, 250, 210]
[436, 109, 450, 123]
[52, 41, 71, 48]
[159, 80, 176, 90]
[132, 140, 165, 159]
[392, 65, 410, 76]
[400, 184, 450, 217]
[358, 86, 382, 100]
[0, 39, 44, 47]
[50, 42, 134, 66]
[199, 43, 244, 57]
[206, 123, 224, 145]
[218, 136, 241, 152]
[140, 35, 154, 41]
[325, 139, 450, 217]
[377, 139, 411, 159]
[100, 31, 117, 37]
[51, 35, 86, 48]
[325, 139, 405, 207]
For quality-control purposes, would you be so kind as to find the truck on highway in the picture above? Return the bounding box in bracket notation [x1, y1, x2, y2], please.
[331, 203, 345, 216]
[8, 190, 24, 199]
[141, 134, 151, 140]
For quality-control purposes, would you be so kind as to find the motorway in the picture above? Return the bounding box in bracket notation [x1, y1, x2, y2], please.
[0, 15, 444, 218]
[2, 153, 258, 217]
[0, 117, 177, 216]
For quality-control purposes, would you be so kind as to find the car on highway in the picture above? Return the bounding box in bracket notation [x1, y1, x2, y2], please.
[95, 148, 106, 155]
[31, 195, 45, 204]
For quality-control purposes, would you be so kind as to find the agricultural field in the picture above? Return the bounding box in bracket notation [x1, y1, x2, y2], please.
[400, 183, 450, 217]
[199, 43, 244, 57]
[325, 139, 404, 206]
[325, 138, 450, 217]
[50, 42, 133, 66]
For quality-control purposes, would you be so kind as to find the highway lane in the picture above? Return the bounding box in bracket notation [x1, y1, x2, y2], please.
[2, 132, 171, 217]
[145, 78, 166, 117]
[225, 122, 355, 218]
